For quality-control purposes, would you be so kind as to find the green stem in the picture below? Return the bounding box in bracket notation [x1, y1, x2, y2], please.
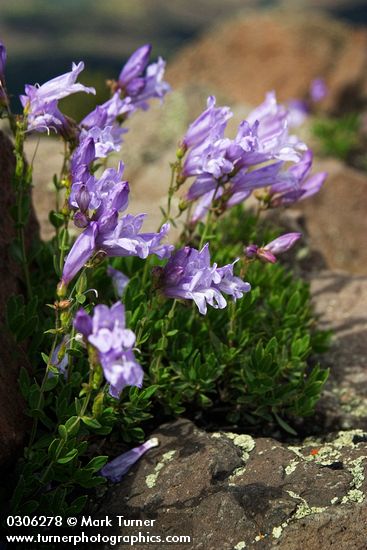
[198, 180, 221, 249]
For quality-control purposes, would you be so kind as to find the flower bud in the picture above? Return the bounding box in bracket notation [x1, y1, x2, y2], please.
[74, 211, 89, 228]
[57, 280, 68, 298]
[244, 244, 258, 258]
[76, 185, 90, 212]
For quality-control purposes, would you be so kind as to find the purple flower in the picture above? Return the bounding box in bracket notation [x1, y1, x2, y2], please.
[245, 232, 301, 264]
[79, 125, 126, 159]
[82, 93, 134, 130]
[117, 46, 170, 110]
[71, 137, 96, 185]
[20, 62, 95, 133]
[100, 437, 159, 482]
[63, 165, 173, 284]
[246, 91, 307, 162]
[310, 78, 328, 103]
[182, 96, 232, 150]
[158, 244, 250, 315]
[107, 266, 129, 297]
[269, 150, 327, 207]
[74, 302, 143, 398]
[118, 44, 152, 93]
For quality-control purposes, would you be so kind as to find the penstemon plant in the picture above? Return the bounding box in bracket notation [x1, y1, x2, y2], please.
[1, 42, 330, 519]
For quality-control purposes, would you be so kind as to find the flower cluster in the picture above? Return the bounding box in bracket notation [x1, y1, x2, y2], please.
[63, 161, 173, 284]
[74, 302, 142, 398]
[155, 244, 250, 315]
[20, 62, 96, 134]
[177, 92, 326, 222]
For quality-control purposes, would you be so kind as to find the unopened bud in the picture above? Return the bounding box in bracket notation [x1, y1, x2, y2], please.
[76, 185, 90, 212]
[57, 280, 68, 298]
[74, 211, 89, 228]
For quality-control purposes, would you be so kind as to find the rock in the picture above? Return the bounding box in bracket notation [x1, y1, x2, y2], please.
[167, 12, 367, 113]
[92, 419, 367, 549]
[310, 270, 367, 432]
[0, 130, 39, 467]
[297, 159, 367, 274]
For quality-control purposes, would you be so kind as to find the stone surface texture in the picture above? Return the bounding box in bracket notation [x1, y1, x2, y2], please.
[94, 419, 367, 550]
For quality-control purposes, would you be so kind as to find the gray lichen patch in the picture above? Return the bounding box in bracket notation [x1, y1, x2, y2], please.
[285, 458, 299, 475]
[340, 455, 367, 504]
[221, 432, 255, 458]
[213, 432, 255, 481]
[145, 450, 177, 489]
[272, 432, 367, 544]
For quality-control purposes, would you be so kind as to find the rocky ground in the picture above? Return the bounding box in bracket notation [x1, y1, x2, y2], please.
[85, 269, 367, 550]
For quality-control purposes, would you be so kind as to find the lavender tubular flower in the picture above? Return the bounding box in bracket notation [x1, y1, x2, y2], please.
[63, 165, 173, 284]
[100, 438, 159, 482]
[158, 244, 250, 315]
[20, 62, 95, 133]
[245, 233, 301, 264]
[246, 91, 307, 162]
[116, 45, 170, 110]
[269, 150, 327, 207]
[182, 96, 232, 150]
[74, 302, 143, 398]
[118, 44, 152, 91]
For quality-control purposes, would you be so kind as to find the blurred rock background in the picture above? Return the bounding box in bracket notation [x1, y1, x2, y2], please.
[1, 0, 367, 272]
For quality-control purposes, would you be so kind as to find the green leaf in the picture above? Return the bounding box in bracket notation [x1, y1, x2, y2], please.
[58, 425, 68, 440]
[44, 375, 59, 391]
[274, 413, 297, 436]
[57, 449, 78, 464]
[85, 456, 108, 472]
[81, 416, 102, 429]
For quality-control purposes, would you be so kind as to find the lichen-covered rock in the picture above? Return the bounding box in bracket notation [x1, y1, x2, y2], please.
[91, 419, 367, 550]
[0, 129, 39, 468]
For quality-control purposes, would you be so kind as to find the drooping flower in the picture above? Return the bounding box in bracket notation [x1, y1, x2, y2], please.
[157, 244, 250, 315]
[20, 62, 95, 133]
[268, 150, 327, 207]
[245, 232, 302, 264]
[74, 302, 143, 398]
[100, 437, 159, 482]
